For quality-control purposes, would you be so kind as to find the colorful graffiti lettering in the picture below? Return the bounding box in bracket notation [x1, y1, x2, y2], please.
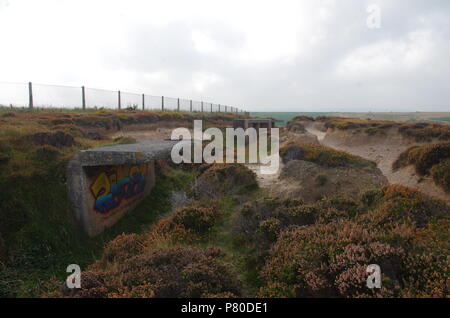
[90, 164, 148, 214]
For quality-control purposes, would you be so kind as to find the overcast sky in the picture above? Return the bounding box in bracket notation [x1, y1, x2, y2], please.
[1, 0, 449, 111]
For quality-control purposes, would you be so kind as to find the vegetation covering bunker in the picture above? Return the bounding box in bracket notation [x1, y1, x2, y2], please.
[67, 140, 185, 236]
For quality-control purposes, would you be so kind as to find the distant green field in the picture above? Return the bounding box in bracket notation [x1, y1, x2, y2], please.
[250, 112, 332, 126]
[250, 112, 450, 126]
[430, 117, 450, 123]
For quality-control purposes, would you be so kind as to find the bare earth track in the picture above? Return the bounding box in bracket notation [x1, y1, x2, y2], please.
[303, 123, 449, 202]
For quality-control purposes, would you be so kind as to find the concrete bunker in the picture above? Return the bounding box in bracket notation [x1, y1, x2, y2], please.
[67, 140, 181, 237]
[232, 118, 277, 131]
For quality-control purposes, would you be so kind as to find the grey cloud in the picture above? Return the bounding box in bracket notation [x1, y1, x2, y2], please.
[5, 0, 449, 111]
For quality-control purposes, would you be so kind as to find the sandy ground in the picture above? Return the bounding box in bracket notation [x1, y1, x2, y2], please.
[245, 160, 283, 189]
[112, 124, 448, 202]
[304, 125, 449, 202]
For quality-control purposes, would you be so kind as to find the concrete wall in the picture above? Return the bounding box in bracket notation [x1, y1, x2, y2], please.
[68, 159, 155, 237]
[67, 140, 182, 237]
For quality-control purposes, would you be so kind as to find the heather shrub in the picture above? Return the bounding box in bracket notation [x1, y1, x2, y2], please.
[232, 197, 360, 266]
[259, 185, 449, 298]
[60, 271, 109, 298]
[194, 163, 258, 199]
[64, 247, 241, 298]
[257, 218, 282, 243]
[96, 233, 144, 267]
[430, 159, 450, 193]
[398, 123, 450, 142]
[331, 242, 404, 297]
[144, 217, 197, 248]
[280, 142, 375, 168]
[172, 201, 224, 235]
[361, 185, 449, 228]
[392, 142, 450, 176]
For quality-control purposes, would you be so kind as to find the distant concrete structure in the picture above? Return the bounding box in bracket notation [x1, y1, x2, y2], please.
[233, 118, 277, 131]
[67, 140, 182, 237]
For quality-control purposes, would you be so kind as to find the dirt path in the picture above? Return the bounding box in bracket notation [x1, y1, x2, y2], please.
[305, 126, 326, 141]
[245, 160, 283, 189]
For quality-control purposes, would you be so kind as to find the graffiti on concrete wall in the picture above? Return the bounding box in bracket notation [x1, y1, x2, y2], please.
[90, 164, 148, 214]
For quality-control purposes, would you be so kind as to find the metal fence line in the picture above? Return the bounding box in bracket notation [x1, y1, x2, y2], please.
[0, 81, 246, 113]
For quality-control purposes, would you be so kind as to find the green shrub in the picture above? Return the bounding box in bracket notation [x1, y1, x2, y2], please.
[97, 233, 144, 266]
[431, 159, 450, 193]
[172, 202, 223, 235]
[194, 163, 258, 198]
[280, 142, 376, 168]
[393, 143, 450, 193]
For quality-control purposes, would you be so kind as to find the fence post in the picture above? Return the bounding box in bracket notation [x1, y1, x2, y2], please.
[177, 98, 180, 111]
[81, 86, 86, 110]
[118, 90, 121, 110]
[190, 100, 192, 112]
[142, 94, 145, 110]
[201, 101, 203, 112]
[28, 82, 33, 109]
[162, 96, 164, 110]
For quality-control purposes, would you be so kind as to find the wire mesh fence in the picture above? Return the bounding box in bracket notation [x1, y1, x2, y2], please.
[0, 82, 29, 107]
[0, 81, 245, 113]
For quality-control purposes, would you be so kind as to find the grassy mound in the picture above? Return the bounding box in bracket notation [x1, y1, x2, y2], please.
[431, 159, 450, 193]
[257, 185, 449, 298]
[194, 163, 258, 199]
[1, 109, 239, 297]
[280, 142, 376, 168]
[293, 116, 450, 141]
